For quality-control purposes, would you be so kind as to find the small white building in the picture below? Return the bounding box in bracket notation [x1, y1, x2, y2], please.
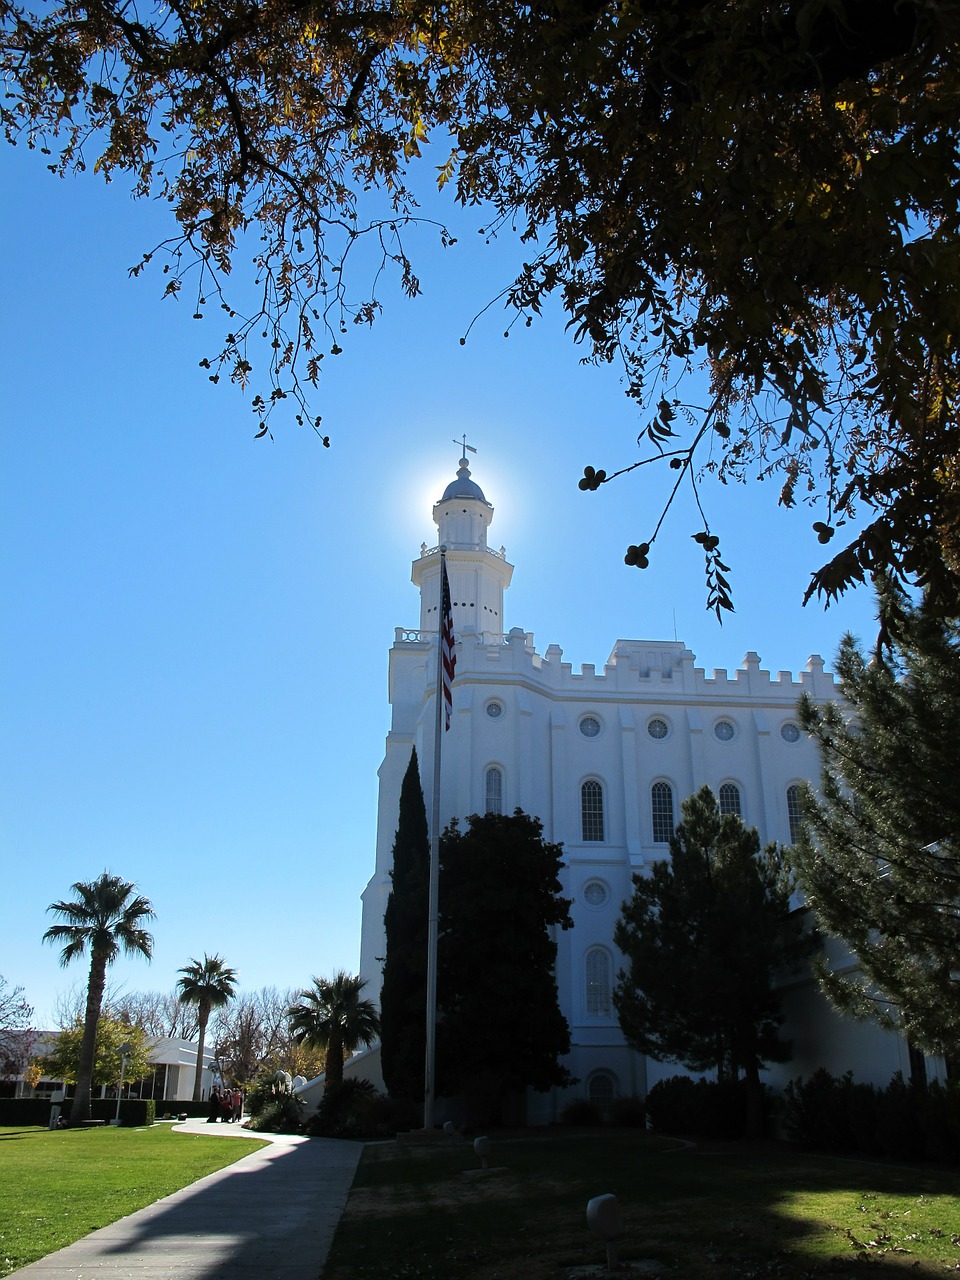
[5, 1032, 216, 1103]
[359, 454, 929, 1121]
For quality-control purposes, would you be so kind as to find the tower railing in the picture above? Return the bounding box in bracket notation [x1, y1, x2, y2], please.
[394, 627, 511, 646]
[419, 542, 507, 560]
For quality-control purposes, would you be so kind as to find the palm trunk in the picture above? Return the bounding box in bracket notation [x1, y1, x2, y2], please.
[324, 1030, 344, 1091]
[192, 1002, 210, 1102]
[70, 950, 108, 1126]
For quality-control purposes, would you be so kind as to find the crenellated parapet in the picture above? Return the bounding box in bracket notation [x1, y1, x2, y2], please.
[391, 626, 837, 702]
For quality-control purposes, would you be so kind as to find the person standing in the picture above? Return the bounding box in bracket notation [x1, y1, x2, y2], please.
[207, 1086, 221, 1123]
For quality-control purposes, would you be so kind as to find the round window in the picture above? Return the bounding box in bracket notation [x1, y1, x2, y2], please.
[580, 715, 601, 738]
[714, 719, 735, 742]
[583, 880, 609, 908]
[780, 722, 801, 743]
[486, 700, 504, 719]
[647, 717, 669, 740]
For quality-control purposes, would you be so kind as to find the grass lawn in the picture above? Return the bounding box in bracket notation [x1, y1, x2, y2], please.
[323, 1131, 960, 1279]
[0, 1124, 266, 1276]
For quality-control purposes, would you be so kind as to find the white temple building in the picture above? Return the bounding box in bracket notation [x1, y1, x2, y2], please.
[357, 453, 932, 1122]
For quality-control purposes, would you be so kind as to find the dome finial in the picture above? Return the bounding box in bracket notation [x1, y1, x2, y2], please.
[439, 435, 490, 506]
[453, 434, 477, 475]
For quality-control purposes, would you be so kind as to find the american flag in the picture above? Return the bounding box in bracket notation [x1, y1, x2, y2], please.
[440, 558, 456, 731]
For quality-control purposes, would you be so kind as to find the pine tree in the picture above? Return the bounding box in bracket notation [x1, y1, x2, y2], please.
[793, 583, 960, 1056]
[614, 787, 809, 1137]
[379, 749, 430, 1102]
[436, 809, 574, 1123]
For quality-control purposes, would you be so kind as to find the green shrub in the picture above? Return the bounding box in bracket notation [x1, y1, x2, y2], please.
[0, 1098, 58, 1126]
[308, 1078, 379, 1139]
[845, 1079, 882, 1156]
[245, 1075, 303, 1133]
[60, 1098, 157, 1126]
[646, 1075, 752, 1139]
[559, 1098, 604, 1127]
[645, 1076, 696, 1134]
[155, 1100, 219, 1120]
[607, 1095, 647, 1128]
[304, 1079, 420, 1140]
[784, 1070, 959, 1163]
[783, 1069, 858, 1151]
[245, 1096, 302, 1133]
[876, 1073, 925, 1161]
[918, 1079, 960, 1162]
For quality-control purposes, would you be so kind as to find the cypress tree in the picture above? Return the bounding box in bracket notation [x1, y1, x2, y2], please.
[379, 748, 430, 1101]
[794, 582, 960, 1056]
[436, 809, 574, 1122]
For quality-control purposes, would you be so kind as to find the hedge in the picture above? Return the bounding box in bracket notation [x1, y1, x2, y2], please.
[82, 1098, 157, 1126]
[783, 1069, 960, 1163]
[0, 1098, 56, 1126]
[0, 1098, 160, 1126]
[153, 1100, 215, 1119]
[646, 1075, 755, 1139]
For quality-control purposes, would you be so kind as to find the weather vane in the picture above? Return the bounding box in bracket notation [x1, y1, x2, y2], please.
[453, 435, 477, 464]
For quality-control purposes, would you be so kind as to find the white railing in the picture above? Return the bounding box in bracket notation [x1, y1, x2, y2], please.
[419, 542, 507, 561]
[394, 628, 511, 646]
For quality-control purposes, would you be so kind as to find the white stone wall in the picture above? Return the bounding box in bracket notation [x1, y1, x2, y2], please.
[361, 463, 913, 1113]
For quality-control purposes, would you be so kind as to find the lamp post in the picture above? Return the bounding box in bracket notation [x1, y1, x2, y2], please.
[114, 1042, 133, 1125]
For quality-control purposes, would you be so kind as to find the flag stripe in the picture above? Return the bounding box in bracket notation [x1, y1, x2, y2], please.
[440, 559, 456, 730]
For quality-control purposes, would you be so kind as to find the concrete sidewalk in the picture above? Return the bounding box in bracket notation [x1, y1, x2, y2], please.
[13, 1118, 363, 1279]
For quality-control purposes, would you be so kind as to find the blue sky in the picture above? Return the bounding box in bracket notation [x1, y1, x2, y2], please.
[1, 140, 879, 1028]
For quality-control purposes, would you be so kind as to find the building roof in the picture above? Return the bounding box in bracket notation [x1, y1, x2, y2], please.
[440, 458, 490, 506]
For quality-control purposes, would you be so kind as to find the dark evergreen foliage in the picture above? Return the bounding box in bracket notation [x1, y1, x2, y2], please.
[306, 1077, 420, 1139]
[379, 749, 430, 1102]
[783, 1068, 960, 1163]
[436, 809, 574, 1120]
[560, 1098, 603, 1127]
[793, 582, 960, 1055]
[645, 1075, 754, 1141]
[614, 787, 811, 1137]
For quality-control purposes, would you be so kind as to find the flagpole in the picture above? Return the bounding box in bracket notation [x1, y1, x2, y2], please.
[423, 547, 447, 1130]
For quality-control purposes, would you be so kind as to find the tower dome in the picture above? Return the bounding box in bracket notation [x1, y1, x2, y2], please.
[440, 457, 490, 506]
[412, 450, 513, 641]
[432, 454, 494, 550]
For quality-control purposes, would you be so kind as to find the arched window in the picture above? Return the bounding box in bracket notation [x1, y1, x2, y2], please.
[651, 781, 674, 843]
[581, 780, 605, 842]
[485, 766, 503, 815]
[787, 785, 804, 843]
[587, 1070, 618, 1110]
[585, 947, 612, 1017]
[719, 782, 742, 818]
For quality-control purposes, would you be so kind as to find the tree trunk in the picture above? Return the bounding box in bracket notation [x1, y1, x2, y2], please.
[324, 1031, 343, 1091]
[192, 1001, 210, 1102]
[743, 1059, 764, 1141]
[70, 950, 108, 1126]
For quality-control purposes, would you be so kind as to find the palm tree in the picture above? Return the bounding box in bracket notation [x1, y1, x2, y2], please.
[43, 872, 154, 1125]
[287, 972, 380, 1091]
[176, 954, 239, 1101]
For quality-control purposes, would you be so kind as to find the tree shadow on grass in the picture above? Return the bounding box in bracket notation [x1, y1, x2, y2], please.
[324, 1132, 960, 1280]
[637, 1142, 959, 1277]
[27, 1135, 362, 1279]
